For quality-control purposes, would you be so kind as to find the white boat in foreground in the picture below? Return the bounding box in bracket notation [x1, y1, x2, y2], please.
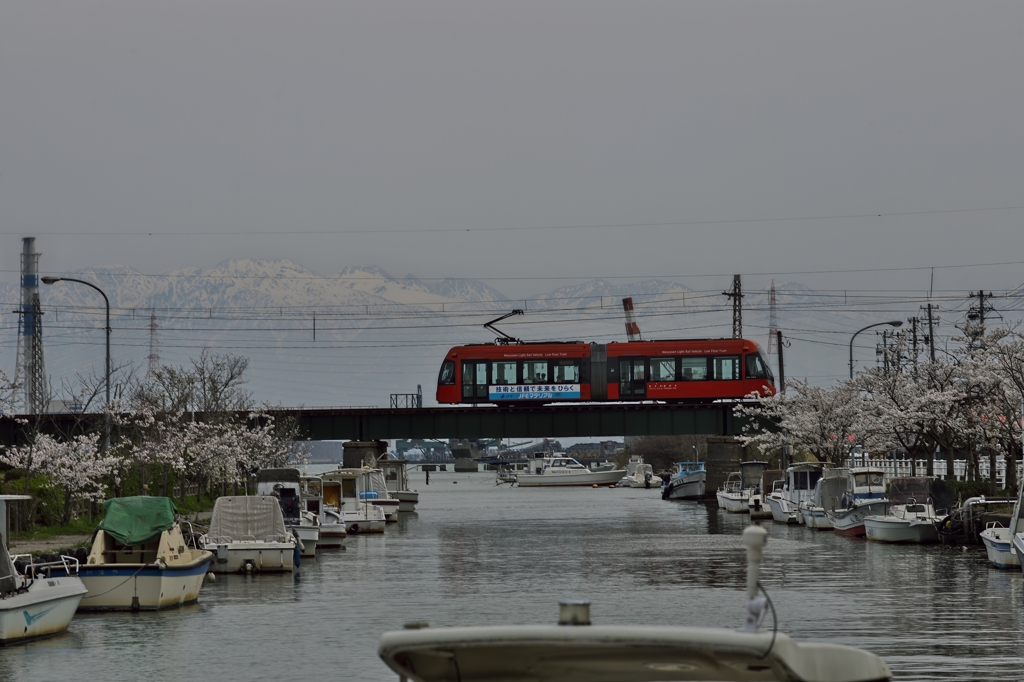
[517, 454, 625, 488]
[69, 496, 213, 611]
[2, 543, 87, 644]
[201, 496, 299, 573]
[378, 526, 891, 682]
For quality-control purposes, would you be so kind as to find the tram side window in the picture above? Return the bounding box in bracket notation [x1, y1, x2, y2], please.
[745, 353, 769, 380]
[522, 361, 548, 384]
[438, 360, 456, 386]
[679, 357, 708, 381]
[651, 358, 677, 381]
[492, 361, 517, 385]
[712, 356, 740, 381]
[553, 360, 580, 383]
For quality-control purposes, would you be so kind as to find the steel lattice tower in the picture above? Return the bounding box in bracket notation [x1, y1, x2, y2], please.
[766, 280, 778, 355]
[147, 308, 161, 375]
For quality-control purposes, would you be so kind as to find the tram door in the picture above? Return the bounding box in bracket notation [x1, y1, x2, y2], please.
[462, 360, 489, 400]
[619, 358, 646, 399]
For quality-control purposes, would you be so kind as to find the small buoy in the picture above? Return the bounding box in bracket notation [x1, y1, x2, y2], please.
[244, 563, 254, 573]
[453, 481, 458, 484]
[205, 572, 216, 583]
[592, 484, 599, 488]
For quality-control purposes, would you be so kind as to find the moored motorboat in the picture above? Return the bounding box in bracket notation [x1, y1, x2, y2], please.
[321, 468, 388, 534]
[360, 469, 402, 521]
[982, 484, 1024, 568]
[201, 496, 299, 573]
[864, 477, 952, 544]
[748, 469, 782, 518]
[68, 496, 213, 611]
[618, 455, 659, 489]
[380, 458, 419, 512]
[826, 467, 889, 537]
[719, 461, 768, 514]
[300, 476, 347, 548]
[2, 532, 87, 644]
[715, 472, 740, 509]
[765, 462, 824, 524]
[517, 454, 625, 487]
[378, 526, 892, 682]
[662, 461, 706, 501]
[800, 469, 848, 529]
[257, 468, 321, 557]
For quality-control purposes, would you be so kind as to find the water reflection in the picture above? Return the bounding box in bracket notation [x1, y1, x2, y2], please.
[2, 471, 1023, 680]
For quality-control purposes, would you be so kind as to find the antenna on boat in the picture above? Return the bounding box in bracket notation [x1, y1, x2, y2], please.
[741, 525, 768, 633]
[485, 309, 524, 345]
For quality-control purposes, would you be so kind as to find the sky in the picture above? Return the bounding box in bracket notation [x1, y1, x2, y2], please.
[2, 0, 1024, 403]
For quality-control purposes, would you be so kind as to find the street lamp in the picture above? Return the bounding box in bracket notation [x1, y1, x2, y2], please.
[41, 277, 111, 450]
[849, 320, 903, 379]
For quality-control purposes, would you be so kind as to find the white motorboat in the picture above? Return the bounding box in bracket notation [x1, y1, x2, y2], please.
[300, 476, 348, 548]
[378, 526, 892, 682]
[201, 496, 299, 573]
[618, 455, 659, 489]
[321, 469, 388, 534]
[800, 469, 848, 529]
[864, 477, 952, 544]
[715, 472, 740, 509]
[380, 458, 419, 511]
[748, 469, 782, 519]
[765, 462, 824, 524]
[517, 454, 625, 488]
[2, 540, 87, 644]
[662, 461, 706, 501]
[718, 461, 768, 514]
[826, 467, 889, 537]
[256, 468, 321, 557]
[360, 469, 402, 522]
[66, 496, 213, 611]
[982, 484, 1024, 568]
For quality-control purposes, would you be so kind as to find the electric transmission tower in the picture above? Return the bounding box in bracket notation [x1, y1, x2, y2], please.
[147, 309, 161, 375]
[723, 275, 743, 338]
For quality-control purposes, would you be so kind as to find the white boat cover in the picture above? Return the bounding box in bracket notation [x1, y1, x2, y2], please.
[207, 496, 289, 542]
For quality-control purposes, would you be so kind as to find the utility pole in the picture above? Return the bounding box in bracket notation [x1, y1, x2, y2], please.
[925, 303, 936, 363]
[776, 330, 785, 395]
[723, 275, 743, 339]
[881, 330, 890, 376]
[968, 291, 995, 348]
[767, 281, 778, 356]
[909, 317, 919, 372]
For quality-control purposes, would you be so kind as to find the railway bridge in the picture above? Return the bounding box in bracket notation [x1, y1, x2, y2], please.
[0, 402, 761, 446]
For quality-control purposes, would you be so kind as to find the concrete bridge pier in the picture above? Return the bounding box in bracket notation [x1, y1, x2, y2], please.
[704, 436, 747, 500]
[343, 440, 388, 468]
[448, 439, 482, 472]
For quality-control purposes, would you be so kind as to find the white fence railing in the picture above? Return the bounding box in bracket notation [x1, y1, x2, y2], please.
[847, 456, 1023, 488]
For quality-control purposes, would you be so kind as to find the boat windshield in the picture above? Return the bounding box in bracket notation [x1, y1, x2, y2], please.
[854, 472, 884, 487]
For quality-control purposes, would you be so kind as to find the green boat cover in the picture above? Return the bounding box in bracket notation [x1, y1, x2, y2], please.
[96, 496, 177, 546]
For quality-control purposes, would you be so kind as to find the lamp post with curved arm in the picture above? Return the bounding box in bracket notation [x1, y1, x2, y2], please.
[41, 276, 110, 450]
[849, 320, 903, 379]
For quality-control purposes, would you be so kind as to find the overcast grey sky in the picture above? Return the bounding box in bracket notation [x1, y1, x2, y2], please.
[2, 1, 1023, 299]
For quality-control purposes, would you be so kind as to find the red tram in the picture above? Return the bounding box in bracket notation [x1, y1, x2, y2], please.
[436, 339, 775, 404]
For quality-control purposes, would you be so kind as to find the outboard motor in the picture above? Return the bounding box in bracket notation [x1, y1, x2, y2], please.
[278, 488, 300, 520]
[644, 472, 652, 489]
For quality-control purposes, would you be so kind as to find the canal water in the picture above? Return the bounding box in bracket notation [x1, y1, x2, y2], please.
[3, 470, 1023, 680]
